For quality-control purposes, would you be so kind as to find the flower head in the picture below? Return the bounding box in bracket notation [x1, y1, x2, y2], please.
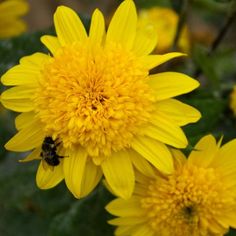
[230, 86, 236, 116]
[106, 135, 236, 235]
[0, 0, 28, 39]
[138, 7, 190, 53]
[1, 0, 200, 199]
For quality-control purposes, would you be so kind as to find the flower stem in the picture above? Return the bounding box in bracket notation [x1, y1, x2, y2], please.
[172, 0, 189, 51]
[194, 4, 236, 77]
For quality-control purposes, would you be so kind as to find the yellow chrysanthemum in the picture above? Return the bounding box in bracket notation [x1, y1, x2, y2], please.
[230, 86, 236, 116]
[107, 135, 236, 236]
[0, 0, 200, 199]
[138, 7, 190, 53]
[0, 0, 28, 39]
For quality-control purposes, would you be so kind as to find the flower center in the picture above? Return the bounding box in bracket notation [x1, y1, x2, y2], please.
[34, 41, 154, 157]
[140, 165, 232, 235]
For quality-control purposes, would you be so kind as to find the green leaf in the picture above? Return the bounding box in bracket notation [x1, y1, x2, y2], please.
[183, 97, 226, 145]
[48, 185, 114, 236]
[192, 44, 220, 91]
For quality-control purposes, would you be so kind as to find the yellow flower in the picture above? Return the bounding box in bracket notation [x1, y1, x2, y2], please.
[106, 135, 236, 236]
[230, 86, 236, 116]
[0, 0, 28, 39]
[1, 0, 200, 199]
[138, 7, 190, 53]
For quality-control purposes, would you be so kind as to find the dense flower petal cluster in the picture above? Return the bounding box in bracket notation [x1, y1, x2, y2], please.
[106, 135, 236, 236]
[1, 0, 200, 199]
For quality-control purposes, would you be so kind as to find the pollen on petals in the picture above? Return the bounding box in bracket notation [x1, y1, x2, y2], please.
[34, 41, 155, 158]
[0, 0, 201, 199]
[106, 135, 236, 236]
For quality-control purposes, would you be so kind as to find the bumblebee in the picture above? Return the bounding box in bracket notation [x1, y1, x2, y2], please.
[40, 136, 64, 168]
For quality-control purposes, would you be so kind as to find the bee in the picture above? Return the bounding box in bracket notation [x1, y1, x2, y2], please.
[40, 136, 64, 168]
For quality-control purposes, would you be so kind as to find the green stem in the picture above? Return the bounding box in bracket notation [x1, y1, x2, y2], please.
[194, 4, 236, 77]
[172, 0, 189, 51]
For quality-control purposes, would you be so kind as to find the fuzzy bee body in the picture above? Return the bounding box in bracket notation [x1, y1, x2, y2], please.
[40, 136, 64, 167]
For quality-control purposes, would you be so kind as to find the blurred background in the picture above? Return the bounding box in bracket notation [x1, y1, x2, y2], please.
[24, 0, 236, 46]
[0, 0, 236, 235]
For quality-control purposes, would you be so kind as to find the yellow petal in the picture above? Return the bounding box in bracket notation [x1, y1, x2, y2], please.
[188, 135, 217, 168]
[129, 149, 156, 178]
[115, 225, 136, 236]
[219, 139, 236, 160]
[1, 65, 39, 86]
[106, 0, 137, 50]
[79, 159, 103, 198]
[134, 183, 148, 196]
[132, 224, 154, 236]
[155, 99, 201, 126]
[19, 147, 41, 162]
[132, 24, 157, 56]
[15, 112, 35, 130]
[216, 210, 236, 228]
[36, 161, 64, 189]
[108, 217, 146, 226]
[0, 0, 28, 18]
[0, 98, 34, 112]
[1, 53, 49, 86]
[19, 52, 49, 67]
[89, 9, 105, 46]
[106, 196, 144, 217]
[146, 115, 188, 148]
[5, 119, 45, 151]
[1, 85, 36, 100]
[141, 52, 185, 70]
[103, 179, 116, 196]
[63, 147, 88, 198]
[0, 20, 26, 38]
[131, 136, 174, 174]
[170, 148, 186, 169]
[101, 150, 134, 199]
[1, 86, 35, 112]
[54, 6, 87, 45]
[211, 139, 236, 174]
[41, 35, 61, 55]
[148, 72, 199, 101]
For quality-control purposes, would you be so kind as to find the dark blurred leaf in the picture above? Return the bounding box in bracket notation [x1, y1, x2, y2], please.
[210, 49, 236, 83]
[192, 44, 220, 91]
[0, 153, 115, 236]
[193, 0, 230, 13]
[183, 97, 226, 145]
[0, 156, 67, 236]
[48, 185, 114, 236]
[214, 0, 231, 2]
[228, 229, 236, 235]
[170, 0, 183, 13]
[0, 108, 15, 159]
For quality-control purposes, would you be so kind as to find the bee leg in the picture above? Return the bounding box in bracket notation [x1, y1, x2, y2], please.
[57, 155, 65, 159]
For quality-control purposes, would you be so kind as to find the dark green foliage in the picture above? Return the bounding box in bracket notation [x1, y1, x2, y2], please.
[0, 155, 114, 236]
